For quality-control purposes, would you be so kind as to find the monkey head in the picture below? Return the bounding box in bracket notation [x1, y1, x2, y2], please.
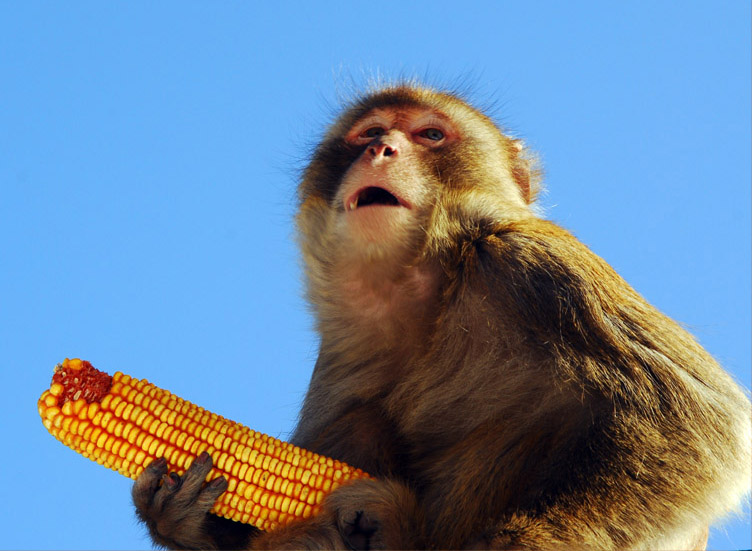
[298, 86, 539, 279]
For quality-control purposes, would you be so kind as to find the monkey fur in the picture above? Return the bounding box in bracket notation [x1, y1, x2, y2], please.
[132, 84, 751, 550]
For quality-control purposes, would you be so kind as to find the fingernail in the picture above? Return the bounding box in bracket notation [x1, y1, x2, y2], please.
[149, 457, 167, 470]
[209, 476, 227, 489]
[163, 472, 181, 489]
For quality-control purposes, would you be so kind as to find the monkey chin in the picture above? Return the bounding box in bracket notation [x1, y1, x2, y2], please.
[341, 204, 417, 265]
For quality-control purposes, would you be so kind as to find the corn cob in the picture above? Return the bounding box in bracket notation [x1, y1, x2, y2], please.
[37, 358, 370, 532]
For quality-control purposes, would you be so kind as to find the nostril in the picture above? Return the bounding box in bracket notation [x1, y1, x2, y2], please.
[368, 143, 397, 158]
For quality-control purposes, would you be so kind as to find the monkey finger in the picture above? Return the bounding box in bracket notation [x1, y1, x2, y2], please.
[132, 457, 168, 509]
[162, 472, 181, 491]
[178, 451, 214, 496]
[341, 510, 379, 551]
[193, 476, 229, 512]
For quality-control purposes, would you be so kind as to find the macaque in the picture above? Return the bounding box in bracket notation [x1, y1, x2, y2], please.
[133, 84, 751, 550]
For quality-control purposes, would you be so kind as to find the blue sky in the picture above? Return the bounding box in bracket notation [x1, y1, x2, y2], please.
[1, 2, 749, 549]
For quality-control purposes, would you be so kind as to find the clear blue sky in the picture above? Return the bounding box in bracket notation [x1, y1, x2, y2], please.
[2, 2, 749, 549]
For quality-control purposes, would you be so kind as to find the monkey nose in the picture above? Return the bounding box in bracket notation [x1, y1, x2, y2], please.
[368, 142, 398, 158]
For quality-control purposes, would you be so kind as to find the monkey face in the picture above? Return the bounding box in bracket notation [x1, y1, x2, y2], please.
[331, 106, 458, 261]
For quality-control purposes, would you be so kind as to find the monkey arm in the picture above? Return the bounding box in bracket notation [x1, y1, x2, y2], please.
[291, 397, 409, 479]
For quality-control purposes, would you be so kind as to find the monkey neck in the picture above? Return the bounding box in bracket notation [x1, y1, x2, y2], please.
[313, 257, 441, 362]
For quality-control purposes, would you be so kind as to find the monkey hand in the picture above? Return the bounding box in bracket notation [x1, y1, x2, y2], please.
[132, 452, 257, 550]
[251, 478, 421, 550]
[329, 478, 421, 550]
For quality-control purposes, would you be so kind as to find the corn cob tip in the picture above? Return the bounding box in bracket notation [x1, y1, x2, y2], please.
[47, 358, 113, 406]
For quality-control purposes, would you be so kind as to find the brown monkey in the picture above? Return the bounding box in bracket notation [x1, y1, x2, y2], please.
[132, 84, 751, 550]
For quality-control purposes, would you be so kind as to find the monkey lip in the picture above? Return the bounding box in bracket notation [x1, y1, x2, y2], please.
[345, 186, 410, 211]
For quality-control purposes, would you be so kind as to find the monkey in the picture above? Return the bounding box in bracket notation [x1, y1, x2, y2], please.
[132, 84, 751, 550]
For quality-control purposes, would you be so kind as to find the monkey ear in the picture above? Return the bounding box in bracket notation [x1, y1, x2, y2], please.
[508, 139, 542, 204]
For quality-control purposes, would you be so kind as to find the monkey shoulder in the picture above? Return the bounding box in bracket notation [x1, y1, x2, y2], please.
[449, 217, 721, 395]
[476, 217, 615, 284]
[450, 217, 629, 337]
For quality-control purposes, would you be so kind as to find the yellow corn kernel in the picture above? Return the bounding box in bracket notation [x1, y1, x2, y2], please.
[38, 358, 370, 532]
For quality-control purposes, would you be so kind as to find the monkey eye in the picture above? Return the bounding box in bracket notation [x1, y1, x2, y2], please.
[417, 128, 445, 141]
[362, 127, 385, 139]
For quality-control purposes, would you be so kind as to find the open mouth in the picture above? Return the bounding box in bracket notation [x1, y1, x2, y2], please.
[346, 186, 405, 211]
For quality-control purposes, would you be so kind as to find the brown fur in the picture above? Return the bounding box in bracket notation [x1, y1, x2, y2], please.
[133, 85, 750, 550]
